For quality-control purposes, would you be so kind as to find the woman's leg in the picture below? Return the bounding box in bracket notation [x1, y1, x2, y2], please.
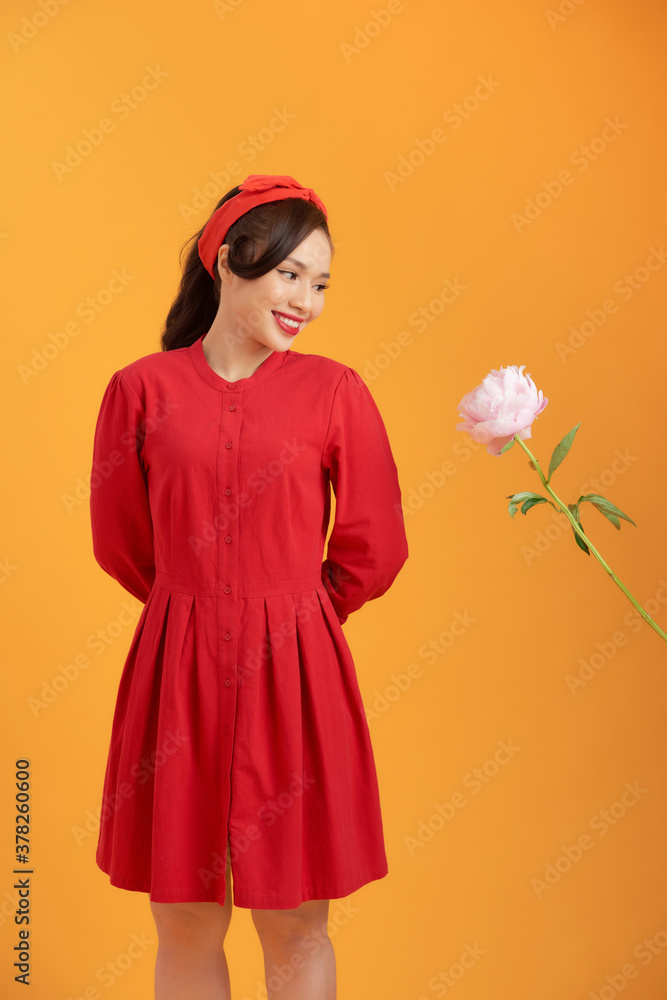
[251, 898, 335, 1000]
[149, 846, 233, 1000]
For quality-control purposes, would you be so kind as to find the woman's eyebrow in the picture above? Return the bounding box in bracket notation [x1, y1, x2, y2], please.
[284, 255, 330, 279]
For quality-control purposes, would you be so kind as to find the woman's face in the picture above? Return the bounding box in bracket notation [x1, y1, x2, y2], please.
[217, 228, 332, 352]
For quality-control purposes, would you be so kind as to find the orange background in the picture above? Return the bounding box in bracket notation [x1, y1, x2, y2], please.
[3, 0, 667, 997]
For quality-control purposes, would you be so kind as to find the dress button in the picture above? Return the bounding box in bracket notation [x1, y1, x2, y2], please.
[224, 586, 231, 594]
[229, 404, 236, 411]
[225, 441, 232, 449]
[224, 488, 232, 496]
[225, 535, 232, 543]
[224, 725, 230, 735]
[227, 383, 236, 390]
[224, 632, 231, 641]
[224, 678, 231, 687]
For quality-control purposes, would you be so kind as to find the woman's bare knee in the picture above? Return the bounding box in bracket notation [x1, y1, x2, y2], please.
[251, 898, 329, 949]
[150, 894, 232, 943]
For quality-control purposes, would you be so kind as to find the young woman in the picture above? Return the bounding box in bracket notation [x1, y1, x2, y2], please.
[89, 173, 409, 999]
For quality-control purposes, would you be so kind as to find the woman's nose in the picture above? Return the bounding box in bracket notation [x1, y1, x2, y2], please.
[288, 282, 311, 312]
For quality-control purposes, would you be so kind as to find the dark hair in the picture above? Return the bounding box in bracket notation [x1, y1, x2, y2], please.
[160, 188, 334, 352]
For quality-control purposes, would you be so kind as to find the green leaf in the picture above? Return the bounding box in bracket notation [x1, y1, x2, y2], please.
[568, 501, 590, 553]
[510, 492, 547, 502]
[568, 502, 590, 553]
[506, 492, 549, 518]
[577, 493, 637, 528]
[507, 495, 520, 518]
[499, 437, 516, 454]
[571, 518, 590, 555]
[521, 496, 549, 515]
[547, 423, 581, 482]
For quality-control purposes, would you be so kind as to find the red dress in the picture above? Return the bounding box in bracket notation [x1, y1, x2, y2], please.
[89, 333, 409, 909]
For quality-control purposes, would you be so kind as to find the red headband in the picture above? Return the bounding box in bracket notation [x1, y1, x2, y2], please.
[197, 174, 328, 278]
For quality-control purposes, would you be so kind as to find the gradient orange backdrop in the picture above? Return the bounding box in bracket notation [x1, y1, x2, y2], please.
[3, 1, 667, 997]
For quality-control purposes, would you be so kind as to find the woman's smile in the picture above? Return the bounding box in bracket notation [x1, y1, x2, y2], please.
[271, 310, 304, 335]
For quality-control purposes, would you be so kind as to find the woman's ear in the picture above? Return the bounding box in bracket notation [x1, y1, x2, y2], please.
[216, 244, 231, 285]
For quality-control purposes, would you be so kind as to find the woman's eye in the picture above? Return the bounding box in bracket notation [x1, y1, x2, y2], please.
[278, 270, 329, 292]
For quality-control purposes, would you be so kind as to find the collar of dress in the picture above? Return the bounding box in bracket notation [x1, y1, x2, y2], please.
[189, 334, 288, 392]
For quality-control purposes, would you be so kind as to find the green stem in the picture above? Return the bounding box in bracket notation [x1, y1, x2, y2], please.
[512, 434, 667, 643]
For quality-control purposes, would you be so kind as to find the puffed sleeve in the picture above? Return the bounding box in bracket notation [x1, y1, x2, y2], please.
[320, 367, 409, 625]
[89, 370, 156, 604]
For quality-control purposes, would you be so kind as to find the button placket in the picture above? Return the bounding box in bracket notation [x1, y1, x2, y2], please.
[217, 382, 241, 749]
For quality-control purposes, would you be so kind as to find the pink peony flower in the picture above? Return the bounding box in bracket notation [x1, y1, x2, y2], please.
[456, 365, 548, 456]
